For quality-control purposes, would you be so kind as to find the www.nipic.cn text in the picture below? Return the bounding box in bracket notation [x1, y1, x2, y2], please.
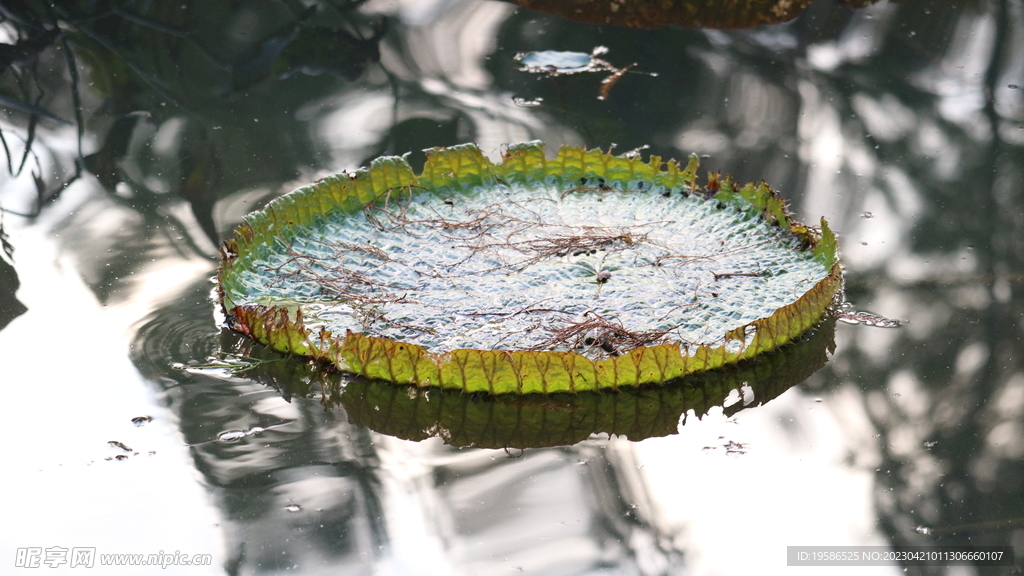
[15, 547, 213, 569]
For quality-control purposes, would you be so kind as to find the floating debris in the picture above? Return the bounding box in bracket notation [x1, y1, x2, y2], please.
[188, 421, 295, 447]
[598, 64, 635, 100]
[514, 46, 655, 100]
[702, 438, 750, 456]
[512, 97, 544, 107]
[724, 440, 749, 456]
[217, 430, 248, 442]
[172, 353, 283, 375]
[131, 415, 153, 426]
[836, 309, 901, 328]
[108, 440, 132, 452]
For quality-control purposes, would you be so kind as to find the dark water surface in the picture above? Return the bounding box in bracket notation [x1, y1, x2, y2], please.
[2, 0, 1023, 574]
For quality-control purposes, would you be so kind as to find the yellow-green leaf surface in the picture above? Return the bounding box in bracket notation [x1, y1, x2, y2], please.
[218, 142, 842, 394]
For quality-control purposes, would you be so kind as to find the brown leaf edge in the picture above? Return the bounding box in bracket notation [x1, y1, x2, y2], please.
[504, 0, 818, 30]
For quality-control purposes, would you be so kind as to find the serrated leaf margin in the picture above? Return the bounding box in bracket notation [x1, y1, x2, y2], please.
[219, 141, 842, 394]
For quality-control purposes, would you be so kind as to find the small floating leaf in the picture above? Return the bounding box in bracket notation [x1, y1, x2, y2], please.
[218, 142, 842, 395]
[515, 46, 651, 99]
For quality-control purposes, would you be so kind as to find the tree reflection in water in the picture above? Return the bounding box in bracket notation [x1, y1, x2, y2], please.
[790, 2, 1024, 571]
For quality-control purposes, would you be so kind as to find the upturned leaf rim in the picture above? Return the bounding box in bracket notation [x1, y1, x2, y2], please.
[217, 141, 842, 394]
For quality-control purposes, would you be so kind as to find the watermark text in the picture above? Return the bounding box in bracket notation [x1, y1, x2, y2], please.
[16, 548, 212, 569]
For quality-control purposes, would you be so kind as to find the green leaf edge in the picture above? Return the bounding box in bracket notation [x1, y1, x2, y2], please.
[240, 317, 837, 449]
[218, 141, 842, 395]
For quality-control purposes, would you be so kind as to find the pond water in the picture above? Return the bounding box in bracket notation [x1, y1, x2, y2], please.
[2, 0, 1023, 574]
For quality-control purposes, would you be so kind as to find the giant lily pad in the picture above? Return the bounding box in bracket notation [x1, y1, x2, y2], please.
[218, 142, 841, 394]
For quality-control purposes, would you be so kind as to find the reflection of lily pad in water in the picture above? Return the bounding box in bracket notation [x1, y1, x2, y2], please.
[232, 317, 836, 449]
[218, 142, 841, 394]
